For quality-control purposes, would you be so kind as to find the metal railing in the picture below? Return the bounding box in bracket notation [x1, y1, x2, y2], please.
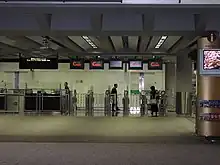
[0, 88, 169, 117]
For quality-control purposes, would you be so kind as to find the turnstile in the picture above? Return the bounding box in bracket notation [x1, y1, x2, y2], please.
[122, 90, 129, 117]
[140, 93, 147, 117]
[104, 89, 111, 116]
[85, 90, 94, 117]
[72, 89, 77, 116]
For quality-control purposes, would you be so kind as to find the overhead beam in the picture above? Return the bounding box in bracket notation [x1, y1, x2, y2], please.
[35, 14, 51, 31]
[98, 36, 115, 52]
[50, 36, 85, 52]
[122, 36, 129, 48]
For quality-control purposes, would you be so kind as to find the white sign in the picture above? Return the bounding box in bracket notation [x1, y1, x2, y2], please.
[181, 0, 220, 3]
[122, 0, 179, 4]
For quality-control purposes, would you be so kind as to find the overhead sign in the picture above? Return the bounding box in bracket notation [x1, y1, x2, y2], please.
[148, 60, 163, 70]
[109, 60, 123, 70]
[89, 60, 104, 69]
[128, 60, 143, 70]
[19, 57, 58, 69]
[70, 59, 84, 70]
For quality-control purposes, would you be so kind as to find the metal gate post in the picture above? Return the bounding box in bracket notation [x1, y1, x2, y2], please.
[123, 90, 129, 117]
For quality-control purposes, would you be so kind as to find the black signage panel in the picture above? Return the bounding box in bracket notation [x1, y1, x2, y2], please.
[148, 60, 163, 70]
[89, 60, 104, 70]
[70, 59, 84, 69]
[109, 60, 123, 70]
[128, 60, 143, 70]
[19, 57, 58, 69]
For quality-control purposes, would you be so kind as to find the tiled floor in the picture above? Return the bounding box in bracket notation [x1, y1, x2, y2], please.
[0, 142, 219, 165]
[0, 115, 194, 142]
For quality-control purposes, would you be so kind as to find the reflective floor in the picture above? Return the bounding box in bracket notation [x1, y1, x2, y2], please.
[0, 115, 194, 142]
[0, 142, 219, 165]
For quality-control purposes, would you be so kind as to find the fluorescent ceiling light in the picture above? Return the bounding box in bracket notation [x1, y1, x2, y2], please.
[82, 36, 97, 49]
[155, 36, 167, 49]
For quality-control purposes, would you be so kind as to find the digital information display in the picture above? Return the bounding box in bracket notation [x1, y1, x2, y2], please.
[109, 60, 123, 70]
[19, 57, 58, 69]
[70, 59, 84, 69]
[89, 60, 104, 69]
[148, 60, 163, 70]
[199, 49, 220, 75]
[128, 60, 143, 70]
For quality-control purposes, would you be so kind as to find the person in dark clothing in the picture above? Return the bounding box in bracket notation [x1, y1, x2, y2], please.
[63, 82, 70, 115]
[64, 82, 69, 91]
[150, 86, 159, 117]
[111, 84, 120, 116]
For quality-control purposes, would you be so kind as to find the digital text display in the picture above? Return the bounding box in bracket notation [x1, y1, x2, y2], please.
[128, 60, 143, 70]
[70, 59, 84, 69]
[148, 60, 162, 70]
[19, 57, 58, 69]
[89, 60, 104, 69]
[109, 60, 123, 69]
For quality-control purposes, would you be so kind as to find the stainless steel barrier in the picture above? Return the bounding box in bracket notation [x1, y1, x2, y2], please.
[0, 92, 24, 114]
[140, 92, 147, 117]
[85, 90, 94, 117]
[104, 90, 111, 116]
[122, 90, 129, 117]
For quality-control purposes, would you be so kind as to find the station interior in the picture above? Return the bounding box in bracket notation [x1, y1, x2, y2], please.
[0, 3, 218, 142]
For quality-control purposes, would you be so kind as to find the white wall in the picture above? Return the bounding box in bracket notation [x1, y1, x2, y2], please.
[0, 62, 165, 94]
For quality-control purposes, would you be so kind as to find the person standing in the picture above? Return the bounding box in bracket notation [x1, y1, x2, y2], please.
[63, 82, 70, 115]
[150, 86, 159, 117]
[111, 84, 120, 116]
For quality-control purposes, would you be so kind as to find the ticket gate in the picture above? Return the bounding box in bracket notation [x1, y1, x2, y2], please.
[104, 89, 111, 116]
[122, 90, 129, 117]
[85, 90, 94, 117]
[140, 92, 147, 117]
[159, 91, 167, 116]
[72, 89, 77, 116]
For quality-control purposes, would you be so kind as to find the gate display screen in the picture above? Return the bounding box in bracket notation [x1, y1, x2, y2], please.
[70, 59, 84, 69]
[109, 60, 123, 70]
[128, 60, 143, 70]
[148, 60, 162, 70]
[19, 57, 58, 69]
[89, 60, 104, 69]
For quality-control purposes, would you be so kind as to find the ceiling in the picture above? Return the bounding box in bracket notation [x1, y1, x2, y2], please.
[0, 36, 184, 61]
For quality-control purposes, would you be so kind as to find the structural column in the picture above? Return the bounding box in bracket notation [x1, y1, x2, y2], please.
[165, 62, 176, 112]
[176, 52, 192, 115]
[196, 32, 220, 136]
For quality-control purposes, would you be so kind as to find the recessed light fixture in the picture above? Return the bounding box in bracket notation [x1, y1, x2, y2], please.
[155, 36, 167, 49]
[82, 36, 98, 49]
